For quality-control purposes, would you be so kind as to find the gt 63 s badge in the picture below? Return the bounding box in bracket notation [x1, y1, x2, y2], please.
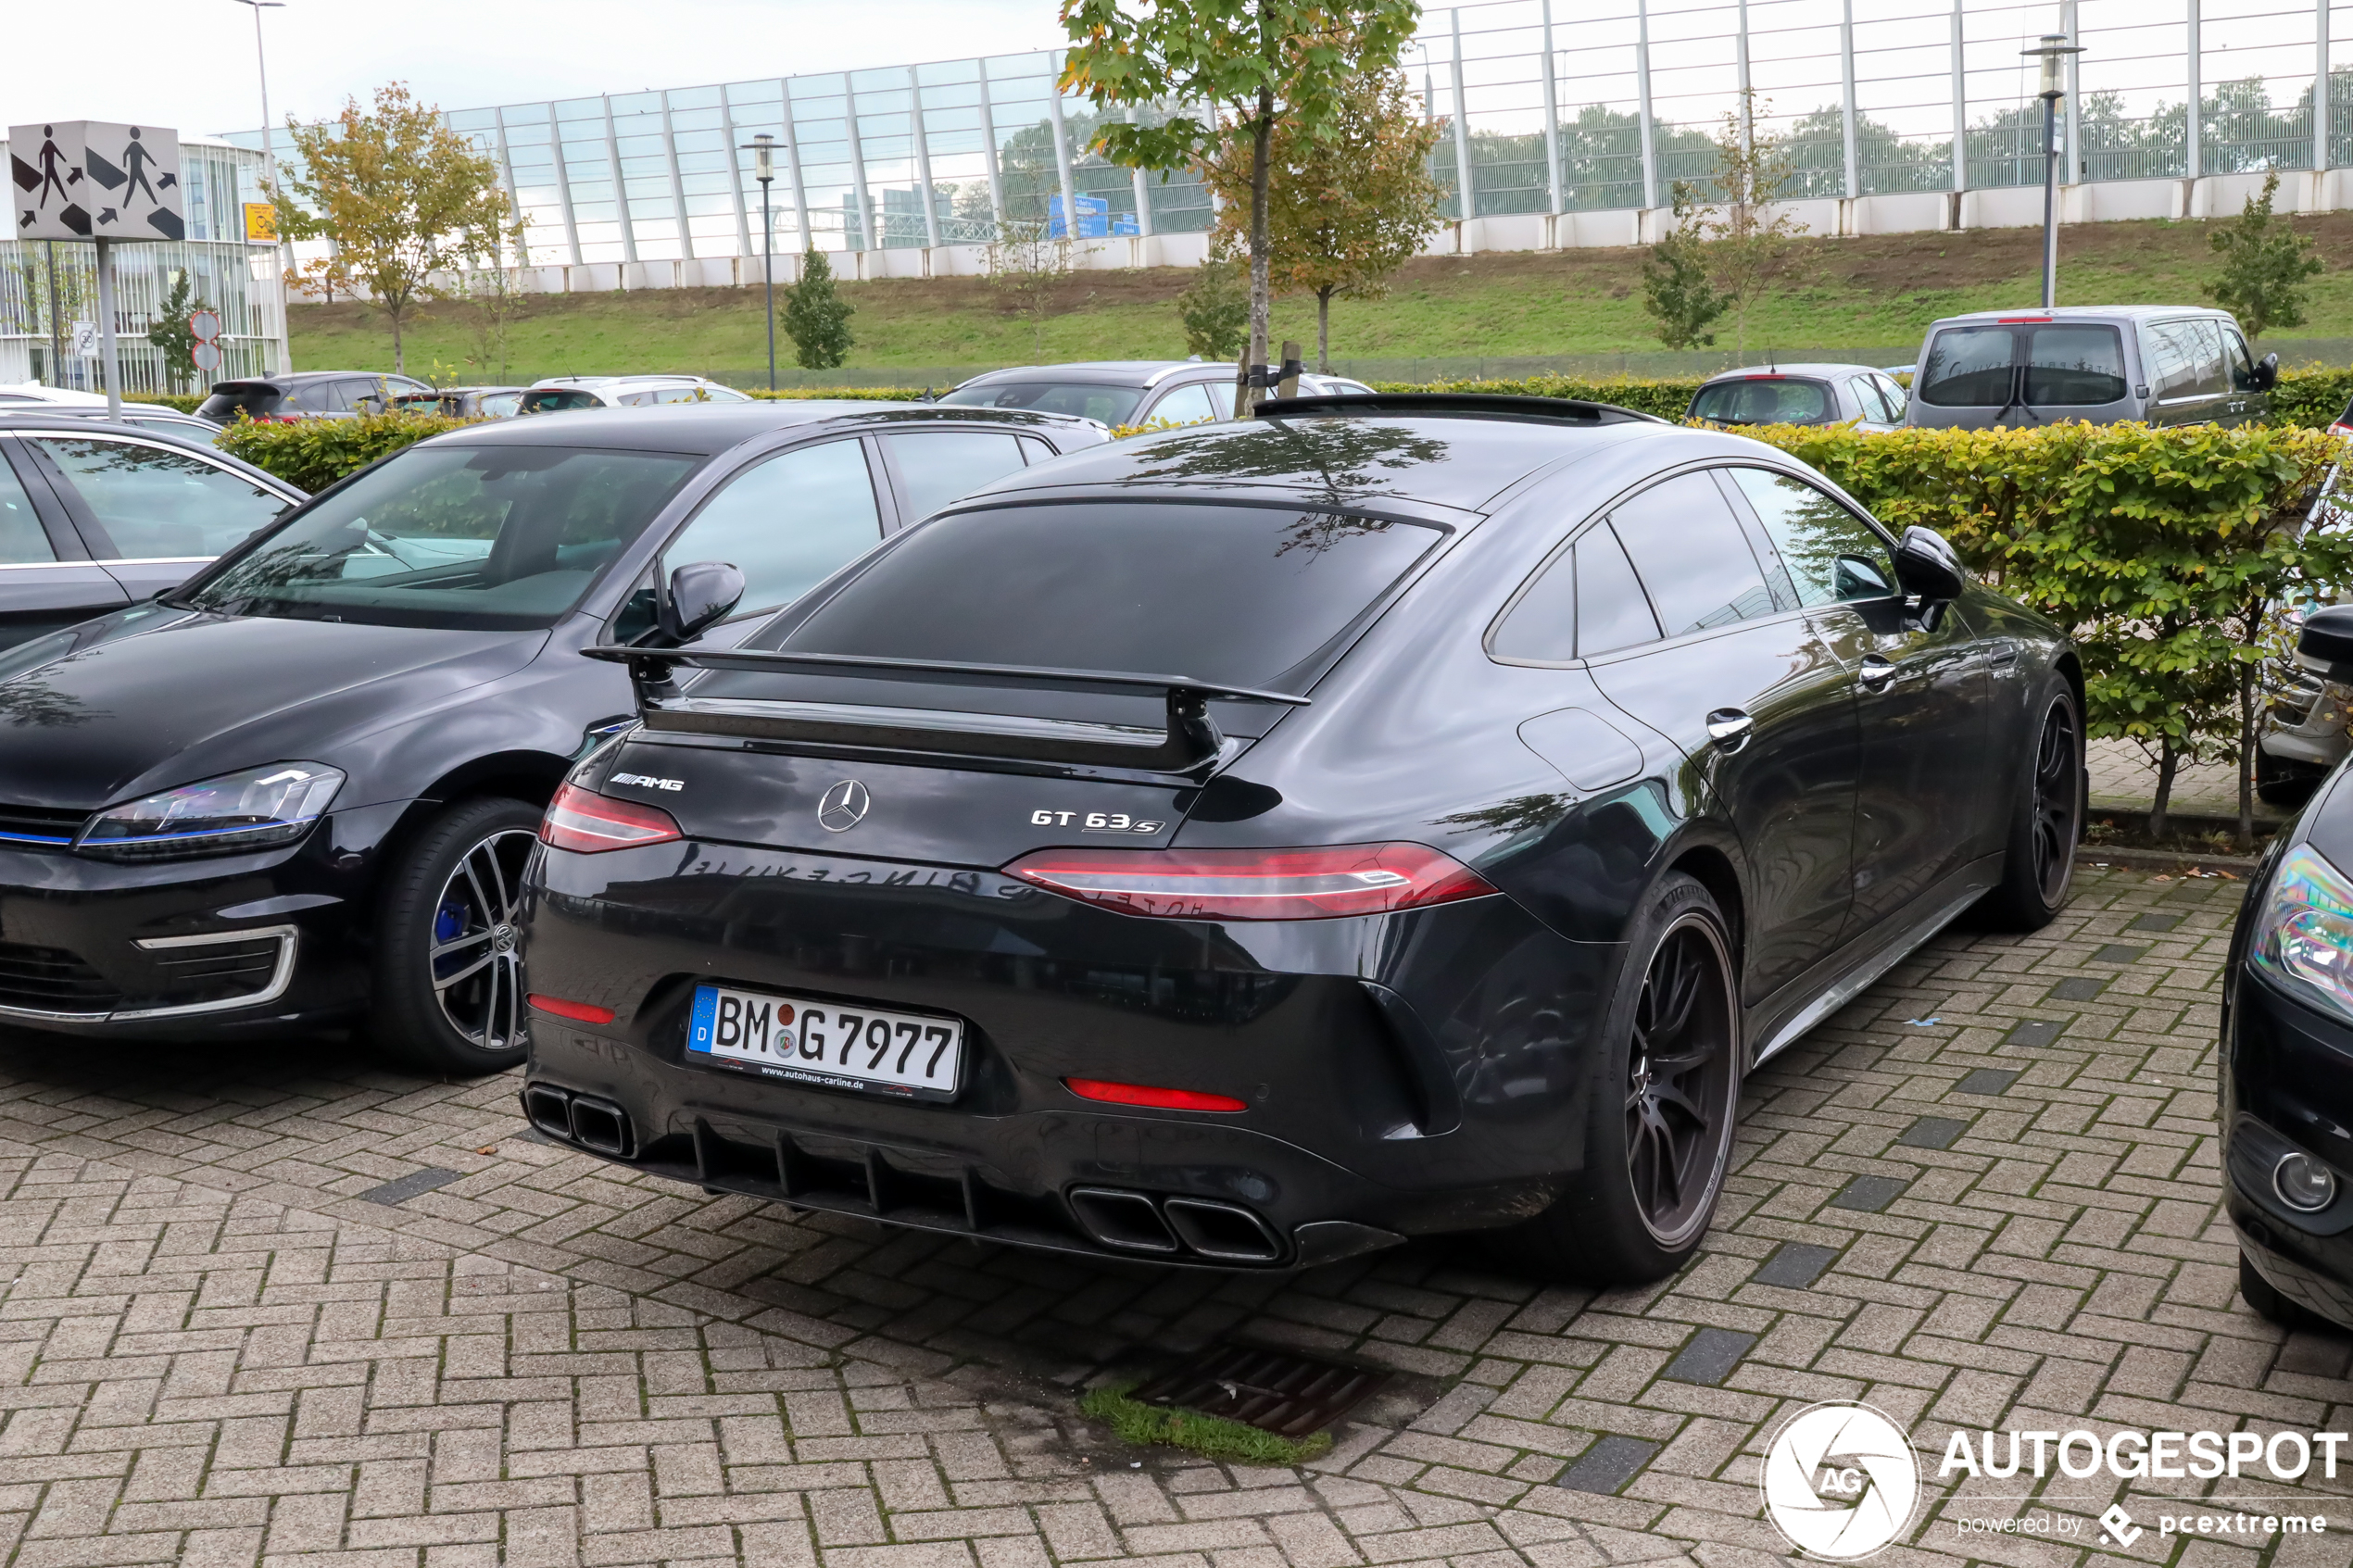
[1029, 809, 1164, 835]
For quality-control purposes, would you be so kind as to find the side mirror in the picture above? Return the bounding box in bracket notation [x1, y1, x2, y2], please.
[661, 560, 745, 643]
[1893, 525, 1965, 603]
[2297, 605, 2353, 684]
[2256, 352, 2280, 392]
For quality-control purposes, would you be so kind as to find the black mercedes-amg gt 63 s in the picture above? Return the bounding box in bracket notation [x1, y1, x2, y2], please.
[516, 394, 2084, 1283]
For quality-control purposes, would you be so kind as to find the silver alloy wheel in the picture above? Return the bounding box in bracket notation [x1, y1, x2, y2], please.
[429, 828, 537, 1052]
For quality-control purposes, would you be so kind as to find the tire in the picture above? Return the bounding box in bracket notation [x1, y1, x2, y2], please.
[368, 797, 543, 1076]
[1490, 871, 1743, 1285]
[1979, 683, 2084, 932]
[2241, 1251, 2305, 1328]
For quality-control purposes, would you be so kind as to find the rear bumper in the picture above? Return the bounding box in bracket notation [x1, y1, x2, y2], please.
[519, 837, 1624, 1268]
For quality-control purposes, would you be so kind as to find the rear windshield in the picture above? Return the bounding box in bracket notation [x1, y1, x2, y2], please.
[521, 389, 603, 413]
[196, 383, 282, 421]
[1919, 322, 2128, 408]
[176, 444, 699, 630]
[937, 381, 1142, 426]
[761, 500, 1443, 690]
[1689, 378, 1833, 425]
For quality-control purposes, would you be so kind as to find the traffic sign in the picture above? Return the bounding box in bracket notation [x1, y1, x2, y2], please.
[8, 122, 183, 242]
[188, 308, 221, 342]
[191, 342, 222, 373]
[243, 202, 277, 244]
[69, 320, 96, 357]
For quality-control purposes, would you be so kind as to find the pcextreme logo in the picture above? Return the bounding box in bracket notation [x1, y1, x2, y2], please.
[1760, 1401, 1921, 1560]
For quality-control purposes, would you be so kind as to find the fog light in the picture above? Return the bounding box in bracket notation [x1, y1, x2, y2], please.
[2275, 1151, 2338, 1212]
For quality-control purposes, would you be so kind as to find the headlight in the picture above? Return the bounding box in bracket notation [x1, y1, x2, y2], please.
[78, 762, 345, 861]
[2251, 844, 2353, 1021]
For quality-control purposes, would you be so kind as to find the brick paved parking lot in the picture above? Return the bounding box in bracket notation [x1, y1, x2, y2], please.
[0, 866, 2348, 1568]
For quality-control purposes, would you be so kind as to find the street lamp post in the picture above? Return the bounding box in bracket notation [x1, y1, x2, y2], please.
[2023, 32, 2085, 310]
[741, 133, 776, 391]
[233, 0, 293, 376]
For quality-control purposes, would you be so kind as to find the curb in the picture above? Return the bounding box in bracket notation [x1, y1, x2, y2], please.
[2077, 844, 2260, 875]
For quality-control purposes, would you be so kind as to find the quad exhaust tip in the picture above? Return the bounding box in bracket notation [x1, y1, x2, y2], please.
[1068, 1185, 1283, 1264]
[521, 1084, 635, 1158]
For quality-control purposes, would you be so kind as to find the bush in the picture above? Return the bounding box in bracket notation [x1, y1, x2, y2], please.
[2270, 365, 2353, 430]
[217, 410, 473, 492]
[746, 388, 926, 401]
[1738, 420, 2353, 835]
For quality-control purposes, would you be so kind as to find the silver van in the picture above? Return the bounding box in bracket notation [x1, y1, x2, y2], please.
[1907, 306, 2275, 430]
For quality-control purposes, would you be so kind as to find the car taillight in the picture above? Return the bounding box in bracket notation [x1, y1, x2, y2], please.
[1003, 842, 1497, 921]
[540, 783, 683, 853]
[2332, 421, 2353, 437]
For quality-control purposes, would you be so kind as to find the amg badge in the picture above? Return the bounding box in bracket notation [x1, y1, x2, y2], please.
[610, 772, 684, 791]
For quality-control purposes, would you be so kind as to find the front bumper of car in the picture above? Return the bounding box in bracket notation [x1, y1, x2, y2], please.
[518, 836, 1625, 1270]
[2223, 962, 2353, 1330]
[0, 801, 409, 1038]
[2261, 673, 2352, 770]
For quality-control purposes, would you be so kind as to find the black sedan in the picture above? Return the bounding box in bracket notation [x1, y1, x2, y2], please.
[515, 393, 2084, 1283]
[2223, 607, 2353, 1328]
[0, 401, 1102, 1071]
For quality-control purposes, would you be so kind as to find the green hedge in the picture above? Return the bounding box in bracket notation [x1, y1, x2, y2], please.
[747, 387, 926, 401]
[216, 411, 474, 493]
[1368, 367, 2353, 429]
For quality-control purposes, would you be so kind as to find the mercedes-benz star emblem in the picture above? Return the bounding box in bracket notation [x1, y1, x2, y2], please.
[817, 779, 871, 833]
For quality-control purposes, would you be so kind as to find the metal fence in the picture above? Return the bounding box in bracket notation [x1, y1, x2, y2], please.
[223, 0, 2352, 270]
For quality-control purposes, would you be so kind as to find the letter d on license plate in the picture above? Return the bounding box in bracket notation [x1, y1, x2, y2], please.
[687, 983, 963, 1100]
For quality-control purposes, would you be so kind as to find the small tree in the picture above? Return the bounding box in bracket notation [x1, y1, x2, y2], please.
[2205, 168, 2324, 342]
[1177, 258, 1250, 359]
[143, 270, 214, 394]
[1061, 0, 1421, 410]
[1685, 91, 1805, 354]
[460, 218, 531, 383]
[988, 220, 1078, 358]
[782, 247, 854, 370]
[1641, 182, 1728, 350]
[1197, 56, 1441, 372]
[281, 82, 513, 376]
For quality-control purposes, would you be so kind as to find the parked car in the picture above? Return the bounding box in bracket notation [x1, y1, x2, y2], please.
[2224, 608, 2353, 1327]
[25, 403, 229, 442]
[938, 360, 1375, 427]
[518, 376, 752, 413]
[1906, 306, 2275, 430]
[392, 386, 528, 420]
[514, 390, 2083, 1284]
[0, 411, 302, 648]
[0, 401, 1104, 1068]
[0, 383, 109, 408]
[1686, 364, 1907, 431]
[2330, 394, 2353, 438]
[195, 371, 434, 426]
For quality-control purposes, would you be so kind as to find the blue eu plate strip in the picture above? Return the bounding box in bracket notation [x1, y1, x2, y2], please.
[687, 985, 718, 1054]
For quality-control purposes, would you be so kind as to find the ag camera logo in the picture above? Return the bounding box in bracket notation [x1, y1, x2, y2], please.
[1761, 1401, 1919, 1559]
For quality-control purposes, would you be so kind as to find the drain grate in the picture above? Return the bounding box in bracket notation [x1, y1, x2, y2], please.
[1127, 1344, 1387, 1439]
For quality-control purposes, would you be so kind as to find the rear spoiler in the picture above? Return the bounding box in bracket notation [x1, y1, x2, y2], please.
[580, 645, 1309, 771]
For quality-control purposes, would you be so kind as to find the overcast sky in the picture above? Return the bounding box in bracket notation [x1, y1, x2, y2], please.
[2, 1, 1064, 140]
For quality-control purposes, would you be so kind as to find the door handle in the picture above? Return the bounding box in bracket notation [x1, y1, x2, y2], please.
[1705, 709, 1755, 752]
[1857, 655, 1898, 690]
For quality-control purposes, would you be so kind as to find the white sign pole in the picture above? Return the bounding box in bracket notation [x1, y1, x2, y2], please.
[94, 238, 121, 420]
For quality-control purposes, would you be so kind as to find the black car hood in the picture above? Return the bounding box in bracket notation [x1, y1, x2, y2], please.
[0, 608, 548, 809]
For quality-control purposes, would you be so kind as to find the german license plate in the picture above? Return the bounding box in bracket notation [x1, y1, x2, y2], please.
[686, 983, 963, 1099]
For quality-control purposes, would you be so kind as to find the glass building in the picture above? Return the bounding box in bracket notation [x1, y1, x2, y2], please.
[0, 139, 286, 393]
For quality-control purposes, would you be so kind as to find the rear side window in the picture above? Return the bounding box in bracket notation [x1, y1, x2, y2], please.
[774, 501, 1441, 689]
[1848, 377, 1896, 423]
[30, 437, 286, 558]
[661, 439, 882, 616]
[1918, 327, 2016, 407]
[1608, 472, 1777, 638]
[1874, 374, 1908, 420]
[880, 431, 1029, 521]
[1150, 382, 1227, 424]
[480, 393, 522, 418]
[2024, 325, 2127, 405]
[1490, 526, 1664, 663]
[1689, 377, 1833, 424]
[0, 450, 56, 565]
[2145, 320, 2224, 400]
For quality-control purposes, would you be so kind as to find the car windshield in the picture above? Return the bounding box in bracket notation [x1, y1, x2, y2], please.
[756, 499, 1443, 690]
[937, 381, 1143, 425]
[1689, 378, 1833, 424]
[176, 444, 699, 630]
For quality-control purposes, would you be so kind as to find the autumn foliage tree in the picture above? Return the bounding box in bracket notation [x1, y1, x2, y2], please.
[1060, 0, 1421, 409]
[1199, 58, 1441, 372]
[281, 82, 515, 374]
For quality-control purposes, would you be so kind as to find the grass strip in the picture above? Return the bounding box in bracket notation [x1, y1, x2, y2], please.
[1079, 1380, 1333, 1467]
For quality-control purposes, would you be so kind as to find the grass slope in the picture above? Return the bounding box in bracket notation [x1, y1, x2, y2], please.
[289, 212, 2353, 380]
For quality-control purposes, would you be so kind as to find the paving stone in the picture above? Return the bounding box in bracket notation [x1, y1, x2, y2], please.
[2092, 944, 2148, 963]
[1894, 1117, 1970, 1151]
[359, 1167, 464, 1205]
[1658, 1329, 1756, 1386]
[2048, 976, 2108, 1001]
[1750, 1243, 1842, 1290]
[1554, 1437, 1660, 1497]
[1829, 1175, 1908, 1213]
[2007, 1020, 2067, 1050]
[1956, 1068, 2022, 1096]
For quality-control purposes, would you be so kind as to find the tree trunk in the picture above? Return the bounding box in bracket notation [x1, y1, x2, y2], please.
[389, 307, 405, 376]
[1244, 86, 1274, 412]
[1316, 287, 1332, 374]
[2150, 740, 2179, 844]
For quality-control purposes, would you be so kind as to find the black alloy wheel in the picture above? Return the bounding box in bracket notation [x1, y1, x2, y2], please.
[1625, 915, 1740, 1248]
[369, 797, 547, 1075]
[1493, 871, 1742, 1284]
[1982, 684, 2083, 931]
